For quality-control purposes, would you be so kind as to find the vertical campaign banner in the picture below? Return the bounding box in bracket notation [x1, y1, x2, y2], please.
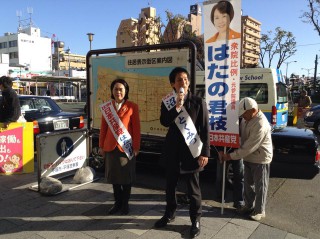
[203, 0, 241, 148]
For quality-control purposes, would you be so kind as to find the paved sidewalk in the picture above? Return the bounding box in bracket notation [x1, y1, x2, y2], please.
[0, 171, 308, 239]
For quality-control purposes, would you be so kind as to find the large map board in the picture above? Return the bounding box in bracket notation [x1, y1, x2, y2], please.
[90, 49, 189, 137]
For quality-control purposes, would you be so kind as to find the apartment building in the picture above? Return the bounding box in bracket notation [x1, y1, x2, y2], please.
[163, 4, 202, 43]
[241, 16, 261, 68]
[51, 41, 86, 76]
[116, 7, 160, 47]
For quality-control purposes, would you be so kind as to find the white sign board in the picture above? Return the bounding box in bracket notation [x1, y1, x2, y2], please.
[37, 129, 88, 177]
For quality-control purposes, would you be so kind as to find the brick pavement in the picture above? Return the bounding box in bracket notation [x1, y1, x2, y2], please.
[0, 169, 309, 239]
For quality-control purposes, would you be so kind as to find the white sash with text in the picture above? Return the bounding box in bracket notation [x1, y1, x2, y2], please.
[100, 100, 134, 160]
[162, 92, 203, 158]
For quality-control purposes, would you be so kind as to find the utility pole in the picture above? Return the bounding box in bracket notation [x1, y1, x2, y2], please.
[314, 55, 318, 92]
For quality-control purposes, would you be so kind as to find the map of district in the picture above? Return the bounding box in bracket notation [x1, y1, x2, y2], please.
[93, 66, 172, 136]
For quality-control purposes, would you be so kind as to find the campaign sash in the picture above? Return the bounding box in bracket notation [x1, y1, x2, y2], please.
[162, 92, 203, 158]
[99, 100, 134, 160]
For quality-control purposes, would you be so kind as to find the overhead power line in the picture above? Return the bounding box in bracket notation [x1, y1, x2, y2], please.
[296, 42, 320, 47]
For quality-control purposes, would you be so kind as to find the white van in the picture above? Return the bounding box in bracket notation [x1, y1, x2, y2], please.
[196, 68, 289, 129]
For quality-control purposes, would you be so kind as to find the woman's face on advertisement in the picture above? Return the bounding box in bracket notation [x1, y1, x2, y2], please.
[11, 154, 20, 164]
[112, 83, 126, 103]
[213, 9, 230, 33]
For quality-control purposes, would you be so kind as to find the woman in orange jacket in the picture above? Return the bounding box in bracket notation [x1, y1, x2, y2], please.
[99, 78, 141, 215]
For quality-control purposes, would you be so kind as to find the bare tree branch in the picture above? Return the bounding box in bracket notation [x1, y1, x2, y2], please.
[301, 0, 320, 36]
[259, 28, 296, 68]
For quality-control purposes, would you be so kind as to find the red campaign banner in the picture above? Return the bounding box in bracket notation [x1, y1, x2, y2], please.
[0, 127, 23, 174]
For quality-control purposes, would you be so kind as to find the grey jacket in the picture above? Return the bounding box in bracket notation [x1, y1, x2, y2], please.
[230, 111, 273, 164]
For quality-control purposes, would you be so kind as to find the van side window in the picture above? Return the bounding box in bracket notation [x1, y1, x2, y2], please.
[240, 83, 268, 104]
[276, 83, 288, 103]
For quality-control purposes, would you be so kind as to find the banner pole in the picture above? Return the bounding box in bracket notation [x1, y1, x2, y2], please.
[221, 146, 226, 214]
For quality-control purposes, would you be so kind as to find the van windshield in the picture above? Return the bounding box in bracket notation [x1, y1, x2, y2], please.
[239, 83, 268, 104]
[276, 83, 288, 103]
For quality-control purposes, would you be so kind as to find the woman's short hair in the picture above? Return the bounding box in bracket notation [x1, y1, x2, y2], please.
[210, 0, 235, 25]
[110, 78, 129, 100]
[169, 67, 190, 84]
[0, 76, 13, 89]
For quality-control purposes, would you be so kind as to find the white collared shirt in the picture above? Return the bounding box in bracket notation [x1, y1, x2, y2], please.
[114, 100, 124, 111]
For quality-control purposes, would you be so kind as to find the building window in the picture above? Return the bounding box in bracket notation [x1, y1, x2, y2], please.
[9, 40, 18, 47]
[0, 42, 8, 49]
[9, 52, 18, 59]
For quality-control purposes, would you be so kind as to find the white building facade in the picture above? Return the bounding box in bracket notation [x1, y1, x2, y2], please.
[0, 26, 52, 77]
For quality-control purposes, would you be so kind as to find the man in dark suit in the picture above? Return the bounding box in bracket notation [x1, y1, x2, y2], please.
[154, 67, 210, 238]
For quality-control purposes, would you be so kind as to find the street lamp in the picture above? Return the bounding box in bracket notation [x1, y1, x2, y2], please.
[17, 64, 25, 79]
[285, 60, 297, 84]
[87, 33, 94, 50]
[65, 47, 71, 77]
[301, 68, 314, 78]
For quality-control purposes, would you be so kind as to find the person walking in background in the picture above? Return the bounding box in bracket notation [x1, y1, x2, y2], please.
[154, 67, 210, 238]
[220, 97, 273, 221]
[295, 89, 312, 128]
[206, 0, 241, 43]
[99, 78, 141, 215]
[0, 76, 21, 128]
[297, 89, 312, 108]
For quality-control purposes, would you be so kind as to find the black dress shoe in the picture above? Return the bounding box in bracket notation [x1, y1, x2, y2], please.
[190, 221, 200, 238]
[121, 203, 129, 215]
[108, 203, 122, 215]
[154, 215, 175, 228]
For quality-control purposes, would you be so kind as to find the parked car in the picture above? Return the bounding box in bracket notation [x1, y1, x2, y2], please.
[305, 105, 320, 134]
[89, 126, 320, 181]
[272, 127, 319, 164]
[1, 95, 85, 147]
[271, 126, 320, 179]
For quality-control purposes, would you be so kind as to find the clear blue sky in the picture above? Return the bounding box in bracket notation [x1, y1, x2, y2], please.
[0, 0, 318, 78]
